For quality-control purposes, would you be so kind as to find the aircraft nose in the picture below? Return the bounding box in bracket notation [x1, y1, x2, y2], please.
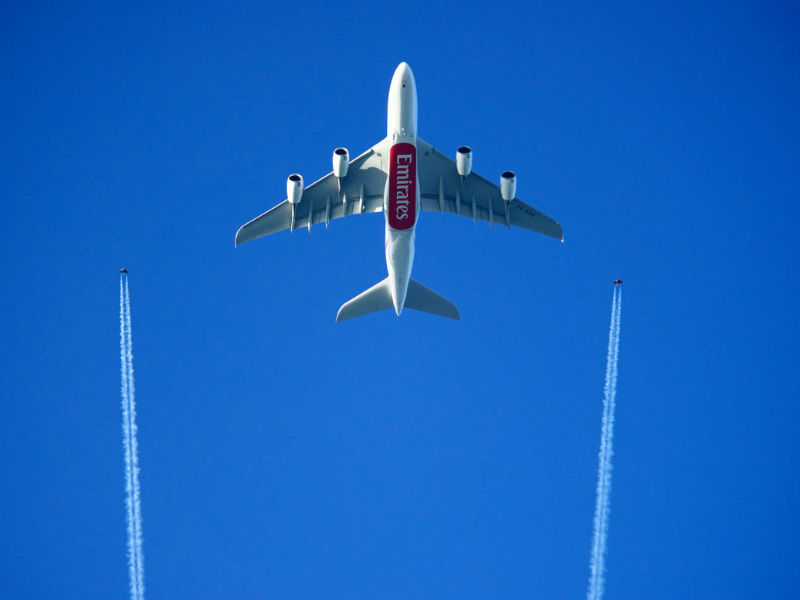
[393, 62, 415, 86]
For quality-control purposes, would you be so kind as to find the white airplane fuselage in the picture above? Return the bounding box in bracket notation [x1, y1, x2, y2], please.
[384, 62, 419, 315]
[236, 61, 563, 322]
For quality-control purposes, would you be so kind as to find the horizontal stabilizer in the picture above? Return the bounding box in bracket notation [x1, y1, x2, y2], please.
[336, 278, 393, 322]
[404, 279, 460, 320]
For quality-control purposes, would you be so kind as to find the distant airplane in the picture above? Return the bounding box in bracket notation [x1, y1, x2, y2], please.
[120, 268, 128, 274]
[614, 279, 623, 285]
[235, 62, 563, 321]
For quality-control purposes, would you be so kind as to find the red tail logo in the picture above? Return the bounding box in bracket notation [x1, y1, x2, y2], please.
[388, 142, 416, 230]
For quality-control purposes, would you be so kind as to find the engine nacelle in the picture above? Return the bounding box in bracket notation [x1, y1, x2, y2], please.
[456, 146, 472, 177]
[287, 174, 303, 204]
[500, 171, 516, 201]
[333, 147, 349, 178]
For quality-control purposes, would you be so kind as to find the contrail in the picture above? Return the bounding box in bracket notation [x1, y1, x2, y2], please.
[120, 275, 145, 600]
[587, 286, 623, 600]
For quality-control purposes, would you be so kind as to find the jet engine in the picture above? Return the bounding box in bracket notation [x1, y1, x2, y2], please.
[333, 147, 349, 178]
[287, 174, 304, 204]
[500, 171, 516, 201]
[456, 146, 472, 177]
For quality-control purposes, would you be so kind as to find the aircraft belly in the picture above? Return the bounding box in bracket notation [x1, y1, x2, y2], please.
[387, 142, 417, 230]
[386, 229, 415, 315]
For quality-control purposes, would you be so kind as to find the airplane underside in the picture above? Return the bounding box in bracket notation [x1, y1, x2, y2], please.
[234, 62, 563, 321]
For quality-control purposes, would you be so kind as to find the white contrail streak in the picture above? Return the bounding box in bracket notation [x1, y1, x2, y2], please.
[587, 286, 622, 600]
[120, 279, 137, 600]
[120, 276, 145, 600]
[125, 279, 145, 599]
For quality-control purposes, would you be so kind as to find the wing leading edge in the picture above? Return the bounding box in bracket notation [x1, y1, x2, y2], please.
[416, 138, 563, 241]
[235, 139, 388, 245]
[235, 136, 563, 244]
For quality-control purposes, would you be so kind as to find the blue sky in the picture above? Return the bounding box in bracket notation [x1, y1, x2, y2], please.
[2, 1, 799, 598]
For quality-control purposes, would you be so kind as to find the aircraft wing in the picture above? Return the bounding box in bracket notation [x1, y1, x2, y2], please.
[235, 139, 389, 245]
[416, 138, 563, 241]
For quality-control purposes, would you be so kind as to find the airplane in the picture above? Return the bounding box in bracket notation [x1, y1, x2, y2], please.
[614, 279, 623, 285]
[120, 267, 128, 274]
[235, 62, 563, 322]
